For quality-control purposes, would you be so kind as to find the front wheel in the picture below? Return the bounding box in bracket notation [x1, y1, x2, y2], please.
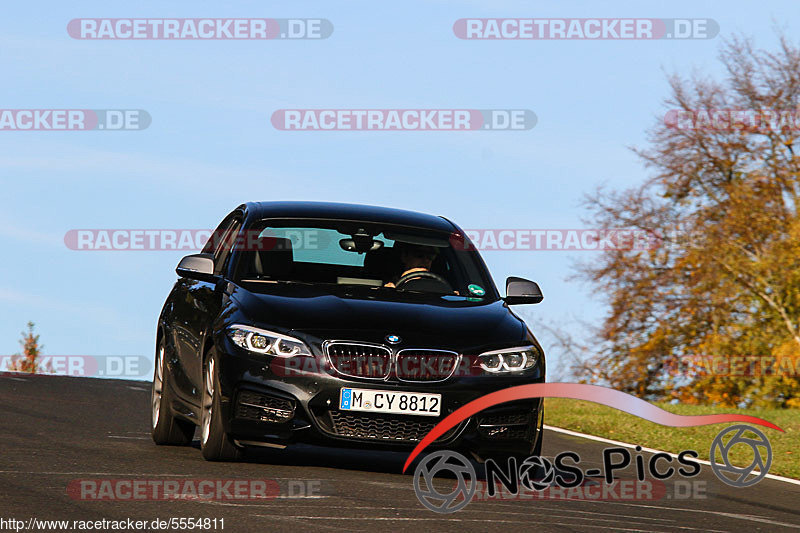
[200, 350, 242, 461]
[151, 340, 195, 445]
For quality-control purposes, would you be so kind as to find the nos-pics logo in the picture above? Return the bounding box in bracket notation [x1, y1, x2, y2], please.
[412, 424, 772, 513]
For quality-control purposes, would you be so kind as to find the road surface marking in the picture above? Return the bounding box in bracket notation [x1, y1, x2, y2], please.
[544, 424, 800, 486]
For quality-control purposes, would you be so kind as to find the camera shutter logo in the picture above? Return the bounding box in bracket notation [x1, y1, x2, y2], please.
[710, 424, 772, 487]
[413, 450, 476, 513]
[519, 456, 555, 491]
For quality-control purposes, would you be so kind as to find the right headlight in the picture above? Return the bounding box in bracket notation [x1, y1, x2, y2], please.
[478, 346, 539, 373]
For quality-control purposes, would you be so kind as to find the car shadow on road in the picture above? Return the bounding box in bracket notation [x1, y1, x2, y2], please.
[190, 439, 424, 475]
[188, 439, 554, 482]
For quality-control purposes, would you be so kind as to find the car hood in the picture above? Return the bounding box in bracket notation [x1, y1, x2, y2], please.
[228, 283, 528, 351]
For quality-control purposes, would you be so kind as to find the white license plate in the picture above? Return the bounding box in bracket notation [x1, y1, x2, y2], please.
[339, 388, 441, 417]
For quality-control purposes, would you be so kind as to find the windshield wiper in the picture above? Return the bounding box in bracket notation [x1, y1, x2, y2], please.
[239, 278, 313, 286]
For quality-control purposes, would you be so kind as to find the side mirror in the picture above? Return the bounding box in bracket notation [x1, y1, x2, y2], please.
[504, 276, 543, 305]
[176, 253, 216, 282]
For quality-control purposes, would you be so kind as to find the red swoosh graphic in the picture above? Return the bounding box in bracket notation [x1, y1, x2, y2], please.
[402, 383, 783, 473]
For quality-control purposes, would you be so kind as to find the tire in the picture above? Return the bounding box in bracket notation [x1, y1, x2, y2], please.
[151, 339, 196, 445]
[200, 349, 242, 461]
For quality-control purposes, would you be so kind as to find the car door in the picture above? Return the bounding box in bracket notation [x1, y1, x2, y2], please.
[173, 213, 242, 405]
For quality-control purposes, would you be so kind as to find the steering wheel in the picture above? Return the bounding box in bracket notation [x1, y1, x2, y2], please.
[395, 270, 452, 292]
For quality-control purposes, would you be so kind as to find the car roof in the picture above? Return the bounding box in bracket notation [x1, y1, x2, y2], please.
[244, 201, 458, 233]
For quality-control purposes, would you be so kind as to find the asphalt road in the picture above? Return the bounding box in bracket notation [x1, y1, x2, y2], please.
[1, 375, 799, 533]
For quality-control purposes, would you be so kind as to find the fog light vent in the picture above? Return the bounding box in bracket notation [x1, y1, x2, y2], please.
[236, 391, 295, 423]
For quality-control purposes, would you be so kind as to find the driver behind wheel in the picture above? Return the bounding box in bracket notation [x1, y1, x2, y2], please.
[383, 243, 439, 289]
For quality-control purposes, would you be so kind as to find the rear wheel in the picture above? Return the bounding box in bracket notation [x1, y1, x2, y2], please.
[151, 340, 195, 445]
[200, 350, 242, 461]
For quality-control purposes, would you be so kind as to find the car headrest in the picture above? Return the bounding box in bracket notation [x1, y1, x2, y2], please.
[254, 237, 293, 278]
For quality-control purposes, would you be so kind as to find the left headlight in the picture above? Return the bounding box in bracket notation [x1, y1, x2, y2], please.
[478, 346, 539, 373]
[227, 325, 312, 357]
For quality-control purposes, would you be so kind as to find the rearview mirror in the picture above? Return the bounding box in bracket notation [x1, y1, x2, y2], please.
[504, 276, 543, 305]
[176, 253, 216, 281]
[340, 237, 383, 254]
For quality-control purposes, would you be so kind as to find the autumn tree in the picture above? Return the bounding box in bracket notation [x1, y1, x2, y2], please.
[575, 34, 800, 408]
[8, 322, 43, 374]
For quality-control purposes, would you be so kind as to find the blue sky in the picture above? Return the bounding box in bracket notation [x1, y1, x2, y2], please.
[1, 1, 797, 379]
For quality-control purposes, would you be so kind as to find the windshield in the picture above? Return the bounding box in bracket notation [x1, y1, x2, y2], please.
[230, 220, 496, 300]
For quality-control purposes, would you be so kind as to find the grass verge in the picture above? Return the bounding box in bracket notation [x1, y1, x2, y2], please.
[545, 398, 799, 480]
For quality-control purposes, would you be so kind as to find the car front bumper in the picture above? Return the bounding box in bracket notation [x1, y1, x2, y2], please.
[214, 340, 545, 457]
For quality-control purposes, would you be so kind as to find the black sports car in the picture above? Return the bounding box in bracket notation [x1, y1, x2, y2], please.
[151, 201, 545, 461]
